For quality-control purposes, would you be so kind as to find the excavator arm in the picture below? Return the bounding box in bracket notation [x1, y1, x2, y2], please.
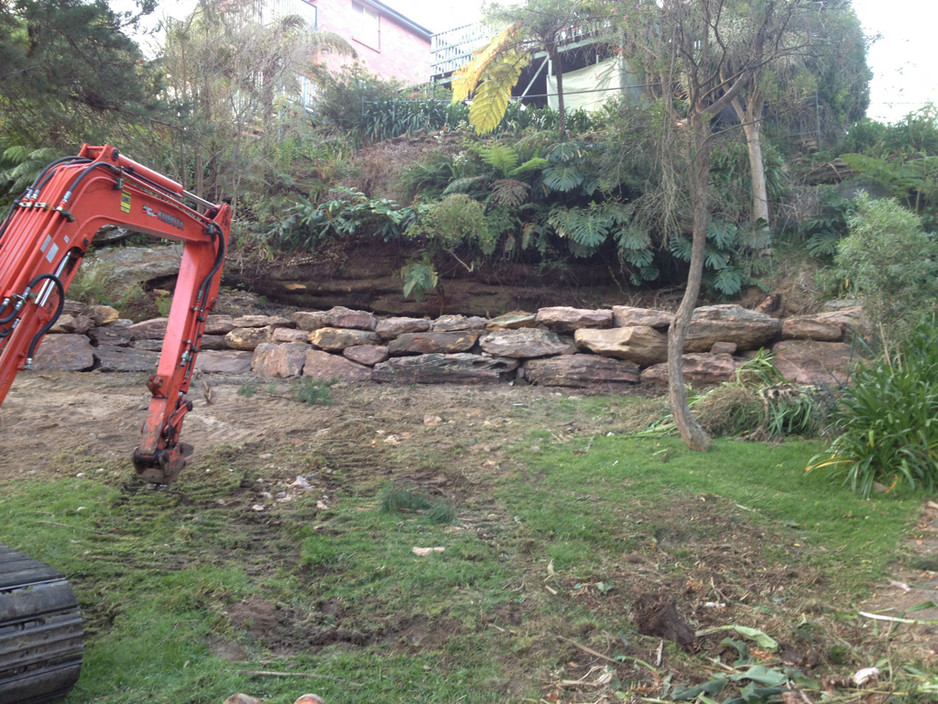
[0, 144, 232, 484]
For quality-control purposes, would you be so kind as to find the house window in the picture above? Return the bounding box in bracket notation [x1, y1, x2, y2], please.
[352, 2, 380, 51]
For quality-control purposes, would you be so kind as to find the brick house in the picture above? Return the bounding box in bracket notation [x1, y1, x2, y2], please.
[275, 0, 432, 86]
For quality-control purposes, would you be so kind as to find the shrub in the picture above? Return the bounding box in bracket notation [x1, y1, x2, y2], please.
[808, 319, 938, 498]
[829, 192, 938, 350]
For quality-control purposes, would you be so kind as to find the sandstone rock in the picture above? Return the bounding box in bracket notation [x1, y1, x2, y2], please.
[536, 306, 614, 333]
[372, 353, 519, 384]
[131, 339, 164, 351]
[90, 243, 183, 285]
[33, 334, 95, 371]
[611, 306, 673, 329]
[272, 327, 309, 344]
[486, 311, 537, 330]
[291, 310, 328, 331]
[574, 326, 668, 366]
[224, 695, 263, 704]
[225, 326, 273, 351]
[199, 334, 229, 350]
[89, 305, 120, 326]
[127, 318, 168, 340]
[376, 316, 430, 340]
[93, 344, 160, 372]
[323, 305, 376, 331]
[49, 313, 94, 335]
[710, 341, 738, 355]
[303, 350, 371, 382]
[204, 314, 237, 335]
[388, 331, 479, 355]
[685, 305, 780, 353]
[523, 354, 640, 387]
[88, 323, 134, 347]
[343, 345, 389, 366]
[478, 328, 574, 358]
[233, 314, 292, 328]
[640, 353, 737, 386]
[252, 342, 309, 378]
[194, 350, 253, 374]
[62, 300, 90, 316]
[308, 327, 381, 351]
[770, 340, 855, 386]
[431, 314, 487, 332]
[781, 307, 864, 341]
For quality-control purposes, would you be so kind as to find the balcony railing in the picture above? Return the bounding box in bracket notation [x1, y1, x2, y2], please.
[430, 23, 489, 77]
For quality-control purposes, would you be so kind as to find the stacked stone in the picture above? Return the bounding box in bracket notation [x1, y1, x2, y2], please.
[33, 302, 864, 388]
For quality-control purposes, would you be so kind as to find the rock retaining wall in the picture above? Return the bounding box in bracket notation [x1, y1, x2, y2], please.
[33, 302, 864, 388]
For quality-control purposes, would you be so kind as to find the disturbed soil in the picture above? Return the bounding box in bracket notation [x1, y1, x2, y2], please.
[1, 370, 937, 702]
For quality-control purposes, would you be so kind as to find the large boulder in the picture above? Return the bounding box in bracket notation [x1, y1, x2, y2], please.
[478, 328, 574, 358]
[536, 306, 614, 333]
[770, 340, 856, 386]
[611, 306, 673, 329]
[308, 327, 381, 351]
[303, 350, 371, 382]
[194, 350, 253, 373]
[523, 354, 640, 387]
[373, 353, 519, 384]
[323, 306, 377, 331]
[685, 305, 780, 353]
[574, 326, 668, 365]
[94, 344, 160, 372]
[376, 316, 430, 340]
[33, 334, 95, 371]
[640, 353, 737, 386]
[252, 342, 309, 378]
[388, 331, 479, 355]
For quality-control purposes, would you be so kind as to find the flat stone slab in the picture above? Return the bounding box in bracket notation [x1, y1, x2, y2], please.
[523, 354, 640, 387]
[373, 353, 519, 384]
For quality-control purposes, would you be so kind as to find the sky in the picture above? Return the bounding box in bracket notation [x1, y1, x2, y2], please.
[388, 0, 937, 125]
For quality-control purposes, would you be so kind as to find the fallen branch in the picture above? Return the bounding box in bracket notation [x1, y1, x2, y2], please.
[859, 611, 938, 625]
[557, 635, 657, 674]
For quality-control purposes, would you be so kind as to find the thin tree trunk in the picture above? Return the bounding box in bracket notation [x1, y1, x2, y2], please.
[548, 44, 566, 137]
[733, 95, 769, 225]
[667, 116, 712, 452]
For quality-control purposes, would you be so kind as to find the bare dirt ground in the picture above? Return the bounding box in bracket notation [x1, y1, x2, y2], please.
[2, 370, 937, 702]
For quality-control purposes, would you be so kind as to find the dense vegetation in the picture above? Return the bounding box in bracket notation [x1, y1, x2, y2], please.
[2, 0, 938, 488]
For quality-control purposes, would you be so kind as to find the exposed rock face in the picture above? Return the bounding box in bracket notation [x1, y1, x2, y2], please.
[303, 349, 371, 382]
[478, 329, 575, 358]
[536, 306, 613, 333]
[523, 355, 640, 387]
[574, 326, 668, 366]
[91, 243, 183, 285]
[373, 354, 519, 384]
[685, 305, 781, 353]
[388, 331, 479, 355]
[770, 340, 855, 386]
[781, 308, 863, 342]
[640, 353, 737, 386]
[308, 327, 381, 351]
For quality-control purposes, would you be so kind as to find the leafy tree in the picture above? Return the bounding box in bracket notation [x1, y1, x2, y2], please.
[160, 0, 352, 212]
[613, 0, 808, 451]
[452, 0, 603, 136]
[0, 0, 161, 150]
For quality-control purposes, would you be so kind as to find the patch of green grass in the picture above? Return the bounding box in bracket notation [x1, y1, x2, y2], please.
[0, 390, 927, 704]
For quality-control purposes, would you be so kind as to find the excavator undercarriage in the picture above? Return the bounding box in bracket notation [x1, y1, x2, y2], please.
[0, 145, 232, 701]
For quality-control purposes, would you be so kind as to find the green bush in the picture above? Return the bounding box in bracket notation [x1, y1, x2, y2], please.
[808, 319, 938, 498]
[829, 191, 938, 349]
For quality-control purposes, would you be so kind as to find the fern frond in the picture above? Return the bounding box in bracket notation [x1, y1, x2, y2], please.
[490, 178, 530, 207]
[478, 143, 518, 175]
[451, 22, 523, 102]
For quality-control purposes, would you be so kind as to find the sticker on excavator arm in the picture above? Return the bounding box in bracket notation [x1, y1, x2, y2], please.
[121, 190, 132, 213]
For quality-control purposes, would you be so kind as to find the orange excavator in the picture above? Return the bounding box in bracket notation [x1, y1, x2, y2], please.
[0, 145, 231, 702]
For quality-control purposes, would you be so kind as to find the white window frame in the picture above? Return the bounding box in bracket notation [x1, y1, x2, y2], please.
[352, 2, 380, 51]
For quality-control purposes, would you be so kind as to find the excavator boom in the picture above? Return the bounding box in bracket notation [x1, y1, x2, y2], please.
[0, 145, 231, 703]
[0, 144, 231, 483]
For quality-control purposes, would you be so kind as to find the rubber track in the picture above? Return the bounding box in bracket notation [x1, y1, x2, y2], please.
[0, 543, 83, 704]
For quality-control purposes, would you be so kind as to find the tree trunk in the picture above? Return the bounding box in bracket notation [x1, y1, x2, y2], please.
[548, 44, 566, 137]
[733, 95, 769, 225]
[667, 116, 712, 452]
